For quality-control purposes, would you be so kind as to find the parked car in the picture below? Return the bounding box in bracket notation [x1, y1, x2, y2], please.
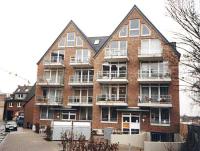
[5, 121, 17, 132]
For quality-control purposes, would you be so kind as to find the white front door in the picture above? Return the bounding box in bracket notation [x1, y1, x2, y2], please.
[122, 113, 140, 134]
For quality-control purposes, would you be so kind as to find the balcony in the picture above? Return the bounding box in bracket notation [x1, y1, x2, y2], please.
[96, 71, 128, 84]
[69, 75, 93, 87]
[70, 57, 91, 68]
[96, 94, 128, 106]
[138, 47, 163, 61]
[138, 95, 172, 107]
[43, 57, 65, 68]
[68, 96, 93, 106]
[35, 96, 63, 106]
[37, 76, 64, 87]
[138, 71, 171, 83]
[104, 48, 128, 62]
[151, 119, 170, 126]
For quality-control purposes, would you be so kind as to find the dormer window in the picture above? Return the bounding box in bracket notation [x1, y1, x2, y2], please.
[66, 32, 75, 47]
[129, 19, 140, 37]
[94, 40, 100, 45]
[119, 25, 128, 37]
[141, 24, 151, 36]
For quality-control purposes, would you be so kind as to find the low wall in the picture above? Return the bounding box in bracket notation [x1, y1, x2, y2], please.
[111, 132, 147, 148]
[144, 141, 184, 151]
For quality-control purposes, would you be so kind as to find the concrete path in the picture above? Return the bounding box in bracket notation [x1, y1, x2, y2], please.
[0, 128, 60, 151]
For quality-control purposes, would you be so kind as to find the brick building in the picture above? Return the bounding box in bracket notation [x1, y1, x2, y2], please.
[34, 5, 180, 141]
[0, 93, 7, 121]
[5, 85, 32, 120]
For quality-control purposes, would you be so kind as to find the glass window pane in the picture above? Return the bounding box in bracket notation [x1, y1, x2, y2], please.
[110, 107, 117, 121]
[119, 26, 128, 37]
[41, 107, 47, 119]
[130, 19, 139, 29]
[151, 39, 161, 53]
[141, 40, 149, 54]
[142, 24, 150, 36]
[130, 30, 140, 36]
[102, 107, 109, 121]
[110, 41, 118, 49]
[48, 109, 54, 119]
[151, 87, 159, 101]
[76, 36, 83, 46]
[120, 41, 127, 50]
[58, 37, 65, 47]
[161, 108, 170, 124]
[151, 108, 159, 124]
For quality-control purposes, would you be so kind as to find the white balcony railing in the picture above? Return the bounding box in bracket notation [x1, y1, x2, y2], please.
[105, 48, 128, 58]
[138, 71, 171, 81]
[138, 95, 171, 103]
[97, 94, 127, 102]
[69, 75, 93, 85]
[37, 76, 64, 86]
[97, 71, 127, 80]
[43, 56, 64, 67]
[36, 96, 63, 105]
[68, 96, 93, 105]
[70, 57, 90, 65]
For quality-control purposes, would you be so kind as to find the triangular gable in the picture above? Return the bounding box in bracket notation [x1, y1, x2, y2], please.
[37, 20, 96, 64]
[94, 5, 181, 59]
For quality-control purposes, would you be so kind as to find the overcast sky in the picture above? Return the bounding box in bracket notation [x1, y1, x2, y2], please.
[0, 0, 199, 116]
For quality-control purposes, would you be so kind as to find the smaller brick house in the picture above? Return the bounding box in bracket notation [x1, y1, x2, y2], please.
[4, 85, 32, 121]
[23, 84, 35, 128]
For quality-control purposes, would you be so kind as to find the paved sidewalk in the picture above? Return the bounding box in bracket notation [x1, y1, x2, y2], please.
[0, 128, 60, 151]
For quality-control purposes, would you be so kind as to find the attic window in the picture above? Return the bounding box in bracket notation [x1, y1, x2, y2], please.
[141, 24, 151, 36]
[94, 40, 100, 45]
[119, 25, 128, 37]
[129, 19, 140, 37]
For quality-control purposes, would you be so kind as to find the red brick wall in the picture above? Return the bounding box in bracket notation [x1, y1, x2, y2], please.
[24, 96, 35, 128]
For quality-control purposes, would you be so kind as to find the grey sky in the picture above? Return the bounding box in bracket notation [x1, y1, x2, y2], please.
[0, 0, 198, 115]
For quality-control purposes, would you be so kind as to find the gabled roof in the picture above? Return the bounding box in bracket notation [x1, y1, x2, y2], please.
[13, 85, 32, 94]
[37, 20, 96, 64]
[87, 36, 109, 52]
[23, 84, 36, 107]
[94, 5, 181, 59]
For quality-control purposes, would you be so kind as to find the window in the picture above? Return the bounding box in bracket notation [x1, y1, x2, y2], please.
[101, 107, 117, 122]
[44, 69, 64, 83]
[75, 49, 90, 63]
[150, 108, 170, 125]
[8, 102, 13, 107]
[140, 39, 162, 54]
[119, 25, 128, 37]
[110, 41, 127, 51]
[66, 32, 75, 47]
[151, 132, 174, 142]
[18, 94, 23, 98]
[129, 19, 140, 37]
[17, 102, 21, 107]
[141, 24, 151, 36]
[80, 107, 92, 120]
[76, 36, 83, 47]
[62, 111, 76, 120]
[43, 88, 63, 103]
[51, 51, 64, 63]
[94, 39, 100, 45]
[58, 37, 65, 47]
[40, 107, 54, 119]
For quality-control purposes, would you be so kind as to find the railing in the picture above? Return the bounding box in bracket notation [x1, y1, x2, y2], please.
[97, 71, 127, 80]
[70, 56, 90, 64]
[68, 96, 93, 104]
[44, 56, 64, 65]
[37, 76, 64, 85]
[69, 75, 93, 84]
[36, 96, 63, 105]
[151, 119, 170, 125]
[138, 95, 171, 104]
[105, 48, 127, 58]
[97, 94, 127, 102]
[138, 71, 171, 80]
[138, 47, 163, 56]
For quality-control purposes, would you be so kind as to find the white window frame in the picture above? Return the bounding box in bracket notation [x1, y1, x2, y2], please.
[76, 36, 83, 47]
[8, 102, 13, 107]
[44, 69, 64, 83]
[17, 102, 21, 107]
[150, 108, 170, 126]
[101, 107, 118, 123]
[140, 39, 162, 55]
[61, 112, 76, 120]
[66, 32, 75, 47]
[75, 49, 90, 62]
[58, 37, 66, 48]
[129, 19, 140, 37]
[141, 24, 151, 36]
[119, 25, 128, 37]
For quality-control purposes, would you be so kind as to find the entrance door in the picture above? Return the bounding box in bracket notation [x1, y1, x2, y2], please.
[122, 113, 140, 134]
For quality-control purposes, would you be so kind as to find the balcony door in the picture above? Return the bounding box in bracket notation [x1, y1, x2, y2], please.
[141, 39, 162, 55]
[76, 49, 90, 63]
[51, 50, 64, 63]
[75, 69, 93, 83]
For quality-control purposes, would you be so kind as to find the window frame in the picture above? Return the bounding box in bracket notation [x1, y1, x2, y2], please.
[66, 32, 75, 47]
[119, 25, 128, 37]
[76, 36, 83, 47]
[58, 37, 66, 48]
[8, 102, 13, 107]
[129, 19, 140, 37]
[141, 24, 151, 36]
[17, 102, 21, 107]
[40, 107, 54, 120]
[61, 112, 76, 120]
[101, 107, 118, 123]
[150, 108, 170, 126]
